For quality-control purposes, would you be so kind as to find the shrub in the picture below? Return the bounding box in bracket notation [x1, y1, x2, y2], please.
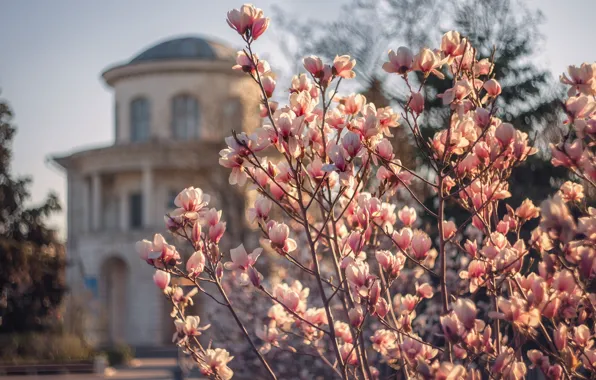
[101, 344, 134, 367]
[0, 333, 94, 364]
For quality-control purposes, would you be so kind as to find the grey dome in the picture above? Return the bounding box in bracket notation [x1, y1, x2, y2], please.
[129, 36, 235, 64]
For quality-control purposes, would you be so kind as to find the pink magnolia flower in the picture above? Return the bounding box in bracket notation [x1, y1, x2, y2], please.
[392, 227, 413, 250]
[170, 187, 210, 221]
[334, 321, 353, 344]
[441, 31, 466, 57]
[333, 55, 356, 79]
[346, 260, 371, 298]
[202, 208, 222, 226]
[411, 230, 431, 260]
[370, 329, 398, 356]
[375, 138, 393, 160]
[342, 93, 366, 115]
[442, 220, 457, 240]
[247, 195, 273, 223]
[267, 221, 297, 254]
[348, 307, 364, 327]
[483, 79, 502, 97]
[416, 283, 433, 299]
[441, 313, 463, 342]
[135, 239, 153, 264]
[564, 95, 596, 119]
[149, 234, 180, 264]
[560, 63, 596, 96]
[495, 122, 515, 146]
[303, 55, 325, 77]
[255, 322, 283, 354]
[153, 270, 170, 290]
[199, 348, 234, 380]
[224, 244, 262, 272]
[453, 298, 477, 330]
[554, 323, 568, 350]
[175, 316, 210, 339]
[409, 92, 425, 114]
[382, 47, 414, 74]
[413, 48, 446, 79]
[340, 343, 359, 366]
[516, 199, 540, 220]
[398, 206, 417, 226]
[559, 181, 584, 202]
[261, 76, 276, 98]
[232, 51, 256, 73]
[226, 4, 268, 40]
[341, 131, 362, 157]
[186, 251, 206, 277]
[274, 283, 301, 312]
[250, 14, 269, 41]
[209, 222, 226, 243]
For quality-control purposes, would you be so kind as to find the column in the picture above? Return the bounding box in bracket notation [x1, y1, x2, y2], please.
[82, 175, 90, 233]
[92, 172, 102, 231]
[142, 165, 153, 228]
[119, 190, 129, 231]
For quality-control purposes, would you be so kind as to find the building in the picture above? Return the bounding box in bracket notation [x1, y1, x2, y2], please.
[51, 36, 260, 347]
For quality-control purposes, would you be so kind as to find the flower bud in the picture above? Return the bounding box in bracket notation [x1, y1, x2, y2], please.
[409, 92, 425, 114]
[554, 323, 568, 351]
[153, 270, 171, 290]
[348, 307, 364, 327]
[186, 251, 206, 277]
[483, 79, 502, 97]
[495, 123, 515, 146]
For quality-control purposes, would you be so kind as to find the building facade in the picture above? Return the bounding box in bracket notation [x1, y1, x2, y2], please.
[52, 36, 260, 347]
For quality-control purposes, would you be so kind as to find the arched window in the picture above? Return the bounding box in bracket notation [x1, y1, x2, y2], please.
[130, 97, 150, 142]
[223, 98, 243, 132]
[172, 95, 199, 139]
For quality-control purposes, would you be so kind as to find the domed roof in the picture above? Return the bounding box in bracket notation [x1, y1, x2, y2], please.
[129, 36, 235, 64]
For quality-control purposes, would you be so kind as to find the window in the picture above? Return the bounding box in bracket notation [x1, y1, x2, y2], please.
[129, 193, 143, 229]
[172, 95, 199, 139]
[223, 98, 243, 132]
[130, 97, 150, 142]
[167, 190, 178, 210]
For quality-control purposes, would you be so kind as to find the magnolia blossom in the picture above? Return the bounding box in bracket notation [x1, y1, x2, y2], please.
[199, 348, 234, 380]
[559, 181, 584, 202]
[153, 270, 170, 290]
[411, 230, 432, 260]
[413, 48, 446, 79]
[398, 206, 417, 226]
[409, 92, 425, 114]
[226, 3, 269, 40]
[333, 55, 356, 79]
[224, 244, 262, 285]
[247, 195, 273, 223]
[170, 187, 210, 221]
[267, 221, 297, 254]
[495, 122, 515, 145]
[441, 31, 466, 57]
[483, 79, 502, 97]
[382, 47, 414, 74]
[516, 199, 540, 220]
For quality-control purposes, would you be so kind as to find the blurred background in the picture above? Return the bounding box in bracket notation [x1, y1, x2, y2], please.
[0, 0, 595, 377]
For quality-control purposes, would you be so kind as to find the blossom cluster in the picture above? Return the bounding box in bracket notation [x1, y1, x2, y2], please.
[135, 3, 596, 379]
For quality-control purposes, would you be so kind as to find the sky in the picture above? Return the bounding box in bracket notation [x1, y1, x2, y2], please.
[0, 0, 595, 237]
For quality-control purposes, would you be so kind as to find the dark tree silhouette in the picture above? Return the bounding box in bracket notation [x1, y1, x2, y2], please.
[0, 93, 65, 333]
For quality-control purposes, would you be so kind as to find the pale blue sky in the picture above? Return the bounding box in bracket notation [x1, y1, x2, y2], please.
[1, 0, 595, 236]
